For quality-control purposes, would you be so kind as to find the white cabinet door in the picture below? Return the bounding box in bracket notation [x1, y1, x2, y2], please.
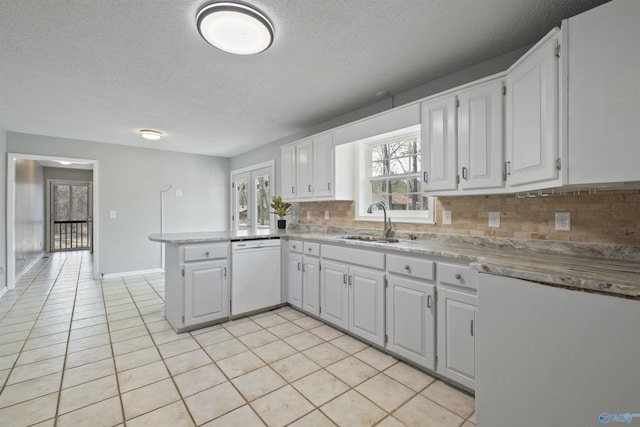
[567, 0, 640, 185]
[288, 252, 303, 309]
[386, 276, 436, 370]
[437, 287, 477, 390]
[320, 260, 349, 329]
[421, 95, 457, 191]
[281, 145, 297, 200]
[296, 139, 313, 199]
[312, 134, 334, 198]
[505, 31, 560, 188]
[349, 266, 385, 346]
[302, 256, 320, 316]
[458, 79, 505, 191]
[184, 259, 228, 327]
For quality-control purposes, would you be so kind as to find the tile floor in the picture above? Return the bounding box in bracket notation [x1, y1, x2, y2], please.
[0, 251, 477, 426]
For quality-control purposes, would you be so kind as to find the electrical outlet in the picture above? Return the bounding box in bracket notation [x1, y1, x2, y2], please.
[442, 210, 452, 225]
[175, 189, 183, 197]
[555, 212, 571, 231]
[324, 210, 330, 220]
[110, 210, 117, 219]
[306, 211, 311, 220]
[488, 211, 500, 228]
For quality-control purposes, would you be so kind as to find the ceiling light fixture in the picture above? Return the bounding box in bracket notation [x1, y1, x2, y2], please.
[196, 2, 274, 55]
[58, 161, 72, 165]
[139, 129, 163, 141]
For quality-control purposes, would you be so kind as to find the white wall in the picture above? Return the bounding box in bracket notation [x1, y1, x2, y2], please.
[15, 158, 44, 278]
[0, 129, 6, 290]
[7, 133, 229, 276]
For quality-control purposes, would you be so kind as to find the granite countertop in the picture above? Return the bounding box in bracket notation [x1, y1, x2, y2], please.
[149, 228, 640, 299]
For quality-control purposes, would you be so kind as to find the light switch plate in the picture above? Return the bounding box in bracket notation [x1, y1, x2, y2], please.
[555, 212, 571, 231]
[109, 210, 116, 219]
[324, 210, 330, 220]
[306, 211, 311, 220]
[442, 210, 452, 225]
[175, 189, 183, 197]
[488, 211, 500, 228]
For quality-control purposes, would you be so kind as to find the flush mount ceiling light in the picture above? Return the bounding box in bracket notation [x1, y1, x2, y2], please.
[139, 129, 163, 141]
[196, 2, 274, 55]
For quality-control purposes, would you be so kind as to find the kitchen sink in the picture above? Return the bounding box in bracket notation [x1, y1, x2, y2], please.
[340, 235, 400, 243]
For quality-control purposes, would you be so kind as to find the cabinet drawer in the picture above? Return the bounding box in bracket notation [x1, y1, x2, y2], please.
[321, 244, 384, 270]
[183, 243, 228, 262]
[303, 242, 320, 257]
[289, 240, 303, 253]
[438, 262, 477, 290]
[387, 254, 435, 281]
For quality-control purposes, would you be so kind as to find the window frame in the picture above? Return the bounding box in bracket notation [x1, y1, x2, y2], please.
[354, 125, 436, 224]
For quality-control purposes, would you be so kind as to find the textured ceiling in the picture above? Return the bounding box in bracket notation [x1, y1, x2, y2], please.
[0, 0, 608, 157]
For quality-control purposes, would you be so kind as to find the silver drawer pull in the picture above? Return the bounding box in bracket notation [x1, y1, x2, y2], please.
[455, 273, 462, 280]
[404, 265, 410, 270]
[205, 251, 210, 257]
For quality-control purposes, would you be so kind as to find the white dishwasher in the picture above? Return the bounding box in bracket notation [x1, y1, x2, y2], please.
[231, 239, 281, 317]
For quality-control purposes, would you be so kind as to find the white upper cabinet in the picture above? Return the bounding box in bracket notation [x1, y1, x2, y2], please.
[311, 133, 333, 198]
[295, 139, 313, 199]
[505, 29, 561, 189]
[421, 94, 458, 192]
[458, 79, 505, 191]
[280, 132, 354, 202]
[565, 0, 640, 186]
[281, 145, 297, 200]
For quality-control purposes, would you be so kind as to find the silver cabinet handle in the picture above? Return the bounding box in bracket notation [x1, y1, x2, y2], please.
[292, 186, 295, 193]
[348, 275, 352, 286]
[328, 182, 331, 190]
[297, 262, 301, 271]
[423, 171, 428, 183]
[427, 294, 432, 308]
[343, 273, 348, 284]
[223, 267, 227, 277]
[302, 263, 306, 273]
[308, 184, 312, 192]
[462, 166, 468, 180]
[455, 273, 462, 280]
[470, 319, 475, 337]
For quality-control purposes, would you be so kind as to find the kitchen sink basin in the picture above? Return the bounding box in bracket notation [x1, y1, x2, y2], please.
[340, 235, 399, 243]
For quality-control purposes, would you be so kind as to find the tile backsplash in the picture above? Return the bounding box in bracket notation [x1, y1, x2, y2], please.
[297, 190, 640, 246]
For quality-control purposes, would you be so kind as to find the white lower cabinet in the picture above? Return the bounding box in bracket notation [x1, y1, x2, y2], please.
[437, 288, 477, 389]
[436, 262, 478, 390]
[287, 240, 320, 316]
[287, 251, 303, 309]
[386, 254, 437, 370]
[165, 242, 229, 333]
[320, 246, 385, 346]
[386, 275, 436, 370]
[301, 255, 320, 316]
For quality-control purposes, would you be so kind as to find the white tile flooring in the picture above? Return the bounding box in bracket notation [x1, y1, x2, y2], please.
[0, 251, 477, 426]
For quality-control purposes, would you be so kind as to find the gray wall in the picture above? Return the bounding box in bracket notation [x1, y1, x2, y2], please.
[43, 167, 94, 252]
[230, 46, 529, 195]
[7, 133, 229, 275]
[0, 129, 6, 290]
[15, 158, 44, 278]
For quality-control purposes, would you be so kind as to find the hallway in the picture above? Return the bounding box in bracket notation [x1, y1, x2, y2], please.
[0, 251, 476, 426]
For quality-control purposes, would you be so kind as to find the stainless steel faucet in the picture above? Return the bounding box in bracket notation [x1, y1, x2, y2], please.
[367, 202, 393, 238]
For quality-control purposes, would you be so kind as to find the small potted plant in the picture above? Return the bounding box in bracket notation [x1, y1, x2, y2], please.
[271, 195, 292, 229]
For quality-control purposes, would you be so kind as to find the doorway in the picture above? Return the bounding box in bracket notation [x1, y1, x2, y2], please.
[6, 153, 100, 289]
[230, 161, 274, 232]
[49, 180, 93, 252]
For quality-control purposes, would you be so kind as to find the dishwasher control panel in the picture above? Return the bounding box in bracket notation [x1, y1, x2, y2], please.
[232, 239, 281, 250]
